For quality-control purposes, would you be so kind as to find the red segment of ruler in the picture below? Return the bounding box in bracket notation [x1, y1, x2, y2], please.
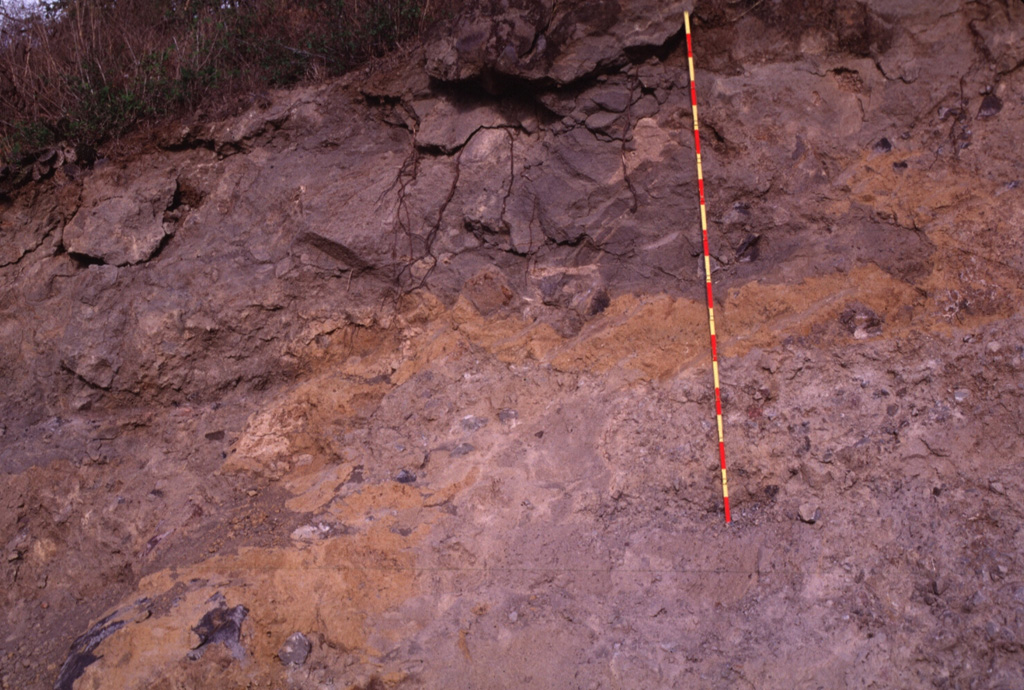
[685, 12, 731, 523]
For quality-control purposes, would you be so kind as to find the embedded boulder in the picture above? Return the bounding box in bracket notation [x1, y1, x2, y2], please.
[63, 163, 178, 266]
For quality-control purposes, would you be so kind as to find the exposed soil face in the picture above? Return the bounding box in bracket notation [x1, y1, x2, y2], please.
[3, 1, 1024, 688]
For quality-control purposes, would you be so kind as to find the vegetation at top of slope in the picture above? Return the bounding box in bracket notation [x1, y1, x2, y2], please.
[0, 0, 456, 165]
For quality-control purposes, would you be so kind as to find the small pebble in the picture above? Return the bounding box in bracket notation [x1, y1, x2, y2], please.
[395, 469, 416, 484]
[508, 611, 518, 623]
[987, 341, 1002, 354]
[953, 389, 970, 403]
[990, 481, 1006, 495]
[277, 632, 312, 666]
[978, 93, 1003, 118]
[873, 137, 892, 152]
[460, 415, 488, 432]
[798, 503, 821, 524]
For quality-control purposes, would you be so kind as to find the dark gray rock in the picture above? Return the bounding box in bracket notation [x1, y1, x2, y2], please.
[54, 613, 126, 690]
[451, 443, 475, 457]
[277, 632, 312, 666]
[187, 594, 249, 661]
[978, 94, 1003, 119]
[498, 409, 519, 425]
[460, 415, 489, 432]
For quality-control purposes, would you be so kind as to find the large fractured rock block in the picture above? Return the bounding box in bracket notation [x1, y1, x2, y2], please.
[64, 165, 178, 266]
[426, 0, 695, 86]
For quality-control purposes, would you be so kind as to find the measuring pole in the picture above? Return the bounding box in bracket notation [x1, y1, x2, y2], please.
[685, 12, 730, 523]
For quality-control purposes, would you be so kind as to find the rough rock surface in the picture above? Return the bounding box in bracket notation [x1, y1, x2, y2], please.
[62, 162, 178, 266]
[425, 0, 696, 85]
[2, 0, 1024, 688]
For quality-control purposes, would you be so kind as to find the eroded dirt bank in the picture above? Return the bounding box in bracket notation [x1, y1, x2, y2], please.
[3, 1, 1024, 688]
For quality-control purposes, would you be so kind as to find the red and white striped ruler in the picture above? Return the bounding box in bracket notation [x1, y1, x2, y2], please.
[685, 12, 731, 523]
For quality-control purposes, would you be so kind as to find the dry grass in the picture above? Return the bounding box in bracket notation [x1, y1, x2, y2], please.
[0, 0, 457, 163]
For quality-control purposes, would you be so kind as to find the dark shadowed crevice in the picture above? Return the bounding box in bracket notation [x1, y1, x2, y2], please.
[67, 251, 107, 268]
[146, 231, 175, 264]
